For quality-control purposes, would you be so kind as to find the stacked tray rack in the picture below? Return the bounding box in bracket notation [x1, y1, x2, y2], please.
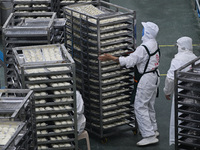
[0, 89, 37, 150]
[2, 12, 57, 88]
[174, 56, 200, 150]
[12, 44, 78, 150]
[63, 1, 137, 139]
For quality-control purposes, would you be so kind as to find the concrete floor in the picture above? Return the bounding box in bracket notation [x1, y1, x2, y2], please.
[1, 0, 200, 150]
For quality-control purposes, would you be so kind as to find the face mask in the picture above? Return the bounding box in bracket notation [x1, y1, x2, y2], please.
[142, 28, 144, 36]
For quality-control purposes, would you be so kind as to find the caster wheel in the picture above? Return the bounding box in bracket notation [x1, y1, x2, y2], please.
[101, 137, 108, 144]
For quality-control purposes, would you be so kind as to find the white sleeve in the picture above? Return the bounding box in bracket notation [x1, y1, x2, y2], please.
[119, 46, 146, 68]
[76, 91, 84, 114]
[76, 91, 86, 134]
[163, 77, 174, 95]
[167, 59, 180, 80]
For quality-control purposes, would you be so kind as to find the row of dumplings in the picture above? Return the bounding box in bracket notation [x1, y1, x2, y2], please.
[36, 113, 70, 119]
[37, 127, 73, 135]
[38, 135, 69, 142]
[27, 74, 71, 81]
[38, 143, 72, 150]
[36, 105, 72, 112]
[0, 125, 18, 145]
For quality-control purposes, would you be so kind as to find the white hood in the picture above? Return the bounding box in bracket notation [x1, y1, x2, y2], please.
[175, 36, 196, 62]
[176, 36, 193, 52]
[141, 22, 159, 42]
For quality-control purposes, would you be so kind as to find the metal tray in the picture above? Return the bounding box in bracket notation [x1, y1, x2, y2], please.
[179, 114, 200, 124]
[36, 115, 74, 123]
[178, 137, 200, 148]
[179, 122, 200, 132]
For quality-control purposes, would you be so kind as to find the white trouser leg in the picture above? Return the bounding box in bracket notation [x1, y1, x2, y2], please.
[148, 90, 158, 132]
[134, 74, 158, 138]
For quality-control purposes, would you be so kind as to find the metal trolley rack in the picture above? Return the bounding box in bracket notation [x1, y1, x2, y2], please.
[63, 1, 137, 139]
[174, 57, 200, 150]
[0, 89, 37, 150]
[12, 44, 78, 150]
[2, 12, 56, 88]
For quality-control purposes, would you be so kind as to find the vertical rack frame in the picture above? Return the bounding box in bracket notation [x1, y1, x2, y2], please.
[175, 56, 200, 150]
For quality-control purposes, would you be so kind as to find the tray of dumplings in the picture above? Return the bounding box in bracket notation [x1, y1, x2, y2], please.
[25, 74, 72, 85]
[88, 94, 131, 105]
[90, 112, 132, 124]
[13, 44, 71, 65]
[36, 113, 73, 124]
[13, 4, 50, 12]
[35, 104, 73, 114]
[72, 37, 133, 53]
[83, 35, 133, 48]
[39, 142, 75, 150]
[91, 119, 131, 130]
[64, 3, 134, 25]
[89, 82, 132, 93]
[33, 88, 74, 99]
[0, 121, 25, 147]
[37, 137, 75, 148]
[25, 81, 73, 91]
[88, 100, 131, 113]
[36, 126, 75, 137]
[35, 96, 74, 106]
[89, 29, 133, 41]
[72, 25, 133, 40]
[88, 73, 132, 86]
[36, 120, 74, 131]
[72, 21, 133, 35]
[83, 49, 131, 62]
[87, 106, 132, 118]
[85, 85, 132, 97]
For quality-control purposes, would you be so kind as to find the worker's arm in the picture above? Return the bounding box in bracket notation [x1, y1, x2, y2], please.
[98, 53, 119, 63]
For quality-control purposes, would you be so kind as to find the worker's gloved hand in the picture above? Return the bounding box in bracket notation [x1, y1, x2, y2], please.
[98, 53, 118, 62]
[165, 94, 171, 100]
[98, 53, 112, 61]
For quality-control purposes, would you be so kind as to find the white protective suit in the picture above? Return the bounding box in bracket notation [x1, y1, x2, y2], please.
[76, 91, 86, 135]
[163, 37, 197, 145]
[119, 22, 160, 138]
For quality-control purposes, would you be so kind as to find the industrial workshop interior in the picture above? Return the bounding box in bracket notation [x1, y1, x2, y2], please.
[0, 0, 200, 150]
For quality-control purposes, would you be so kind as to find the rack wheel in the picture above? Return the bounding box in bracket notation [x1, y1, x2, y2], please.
[101, 137, 108, 144]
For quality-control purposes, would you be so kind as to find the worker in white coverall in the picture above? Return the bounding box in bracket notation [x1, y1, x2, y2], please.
[98, 22, 160, 146]
[76, 91, 86, 135]
[163, 37, 197, 145]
